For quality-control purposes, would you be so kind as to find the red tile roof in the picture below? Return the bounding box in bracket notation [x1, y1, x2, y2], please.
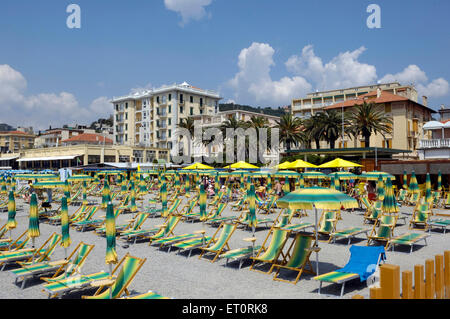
[61, 133, 113, 144]
[0, 130, 34, 136]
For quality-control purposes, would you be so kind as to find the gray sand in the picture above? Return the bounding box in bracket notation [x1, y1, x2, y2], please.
[1, 191, 449, 299]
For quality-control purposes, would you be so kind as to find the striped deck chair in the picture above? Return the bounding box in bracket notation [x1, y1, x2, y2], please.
[257, 195, 278, 215]
[12, 242, 94, 289]
[71, 206, 101, 231]
[144, 215, 182, 244]
[272, 234, 316, 284]
[0, 230, 30, 251]
[432, 191, 442, 208]
[231, 195, 247, 211]
[151, 233, 202, 251]
[407, 192, 421, 206]
[0, 232, 61, 271]
[409, 202, 432, 230]
[207, 191, 224, 208]
[363, 201, 382, 224]
[388, 232, 430, 254]
[96, 212, 148, 236]
[172, 235, 212, 258]
[157, 199, 182, 218]
[220, 245, 262, 269]
[236, 209, 273, 230]
[182, 202, 224, 223]
[47, 204, 88, 226]
[316, 210, 339, 238]
[199, 223, 237, 262]
[275, 209, 314, 234]
[249, 227, 291, 274]
[82, 254, 146, 299]
[329, 227, 371, 245]
[200, 203, 232, 225]
[427, 218, 450, 234]
[366, 214, 397, 248]
[443, 192, 450, 209]
[396, 189, 408, 205]
[314, 245, 386, 297]
[177, 198, 198, 217]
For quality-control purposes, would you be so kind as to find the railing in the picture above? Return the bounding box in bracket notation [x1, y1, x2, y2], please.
[353, 250, 450, 299]
[419, 139, 450, 149]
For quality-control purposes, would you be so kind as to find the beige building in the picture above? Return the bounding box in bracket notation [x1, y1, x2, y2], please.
[5, 144, 169, 170]
[111, 82, 222, 153]
[0, 130, 35, 153]
[34, 128, 86, 148]
[291, 82, 418, 118]
[323, 90, 436, 159]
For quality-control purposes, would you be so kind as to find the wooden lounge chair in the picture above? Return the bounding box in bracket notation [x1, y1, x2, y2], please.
[198, 223, 237, 262]
[272, 234, 317, 284]
[314, 245, 386, 297]
[387, 232, 430, 254]
[406, 192, 421, 206]
[171, 234, 212, 258]
[12, 242, 94, 289]
[0, 230, 30, 251]
[96, 212, 149, 236]
[0, 232, 61, 271]
[409, 202, 432, 231]
[427, 218, 450, 234]
[249, 227, 291, 274]
[363, 201, 382, 224]
[257, 195, 278, 215]
[82, 253, 146, 299]
[316, 210, 339, 239]
[71, 206, 100, 231]
[220, 245, 262, 269]
[151, 233, 202, 251]
[366, 214, 397, 248]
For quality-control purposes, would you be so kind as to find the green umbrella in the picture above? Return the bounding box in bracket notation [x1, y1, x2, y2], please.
[334, 173, 341, 191]
[425, 173, 432, 204]
[139, 175, 147, 195]
[283, 176, 290, 194]
[248, 184, 257, 235]
[63, 180, 70, 200]
[360, 171, 395, 181]
[277, 187, 358, 275]
[199, 184, 207, 222]
[247, 176, 252, 192]
[382, 178, 398, 214]
[184, 174, 190, 194]
[240, 173, 245, 192]
[60, 196, 71, 258]
[130, 186, 137, 213]
[174, 172, 180, 190]
[161, 182, 168, 218]
[437, 171, 442, 192]
[7, 191, 17, 231]
[403, 171, 408, 190]
[105, 202, 118, 267]
[302, 171, 328, 179]
[215, 173, 220, 198]
[28, 193, 40, 248]
[1, 178, 7, 195]
[102, 180, 110, 209]
[377, 175, 385, 201]
[67, 174, 93, 182]
[11, 177, 16, 193]
[266, 176, 272, 191]
[331, 171, 357, 180]
[298, 174, 304, 189]
[82, 181, 88, 206]
[409, 171, 419, 193]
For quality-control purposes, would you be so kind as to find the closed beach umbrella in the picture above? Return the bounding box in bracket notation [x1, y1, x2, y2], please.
[7, 191, 17, 231]
[247, 176, 252, 192]
[437, 171, 442, 192]
[266, 176, 272, 191]
[184, 174, 190, 193]
[28, 193, 40, 248]
[11, 177, 16, 193]
[333, 173, 340, 191]
[277, 187, 358, 275]
[105, 202, 118, 267]
[403, 171, 408, 190]
[64, 180, 70, 199]
[425, 173, 432, 204]
[248, 184, 257, 235]
[175, 172, 180, 190]
[130, 186, 137, 213]
[1, 177, 6, 195]
[102, 180, 110, 209]
[377, 175, 385, 201]
[60, 197, 71, 258]
[240, 173, 245, 192]
[382, 178, 398, 214]
[82, 181, 88, 206]
[283, 176, 290, 194]
[161, 182, 168, 218]
[409, 171, 419, 193]
[215, 173, 220, 198]
[298, 173, 305, 189]
[121, 179, 127, 195]
[199, 184, 207, 222]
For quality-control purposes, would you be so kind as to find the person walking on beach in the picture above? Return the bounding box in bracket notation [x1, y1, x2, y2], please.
[275, 180, 283, 197]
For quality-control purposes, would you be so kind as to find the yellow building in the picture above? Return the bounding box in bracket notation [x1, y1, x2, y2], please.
[111, 82, 222, 152]
[0, 130, 35, 153]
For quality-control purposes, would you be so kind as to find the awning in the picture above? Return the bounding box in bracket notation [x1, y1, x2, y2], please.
[0, 156, 19, 161]
[17, 155, 82, 162]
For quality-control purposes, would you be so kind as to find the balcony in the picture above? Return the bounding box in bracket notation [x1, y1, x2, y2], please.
[419, 139, 450, 149]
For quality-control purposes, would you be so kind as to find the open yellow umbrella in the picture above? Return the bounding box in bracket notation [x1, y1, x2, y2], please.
[223, 161, 259, 169]
[286, 159, 317, 169]
[318, 158, 362, 168]
[184, 162, 214, 170]
[273, 161, 291, 170]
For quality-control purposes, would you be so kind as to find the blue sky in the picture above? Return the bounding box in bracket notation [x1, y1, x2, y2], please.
[0, 0, 449, 129]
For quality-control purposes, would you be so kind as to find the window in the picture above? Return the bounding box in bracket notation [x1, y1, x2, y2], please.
[156, 120, 160, 128]
[180, 94, 184, 103]
[180, 106, 184, 114]
[168, 105, 171, 113]
[157, 108, 160, 115]
[190, 96, 193, 103]
[168, 130, 171, 138]
[125, 124, 128, 130]
[168, 118, 171, 125]
[200, 98, 203, 107]
[125, 134, 128, 141]
[190, 107, 194, 115]
[115, 104, 119, 111]
[385, 104, 392, 113]
[157, 96, 160, 104]
[168, 94, 172, 101]
[125, 103, 128, 109]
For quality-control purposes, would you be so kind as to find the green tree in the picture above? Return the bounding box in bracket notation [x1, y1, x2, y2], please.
[275, 113, 303, 152]
[317, 110, 343, 149]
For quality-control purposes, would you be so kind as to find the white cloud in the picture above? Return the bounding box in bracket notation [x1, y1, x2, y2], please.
[164, 0, 212, 26]
[417, 78, 449, 98]
[285, 45, 378, 91]
[227, 42, 312, 106]
[0, 65, 112, 130]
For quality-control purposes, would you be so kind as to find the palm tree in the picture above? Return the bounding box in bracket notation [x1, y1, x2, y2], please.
[275, 113, 303, 152]
[244, 115, 272, 163]
[303, 113, 323, 149]
[346, 102, 393, 147]
[176, 117, 196, 158]
[315, 110, 342, 149]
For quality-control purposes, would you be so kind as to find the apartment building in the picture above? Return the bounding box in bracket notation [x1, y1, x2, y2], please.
[111, 82, 222, 153]
[0, 130, 35, 153]
[324, 89, 436, 159]
[34, 127, 86, 148]
[291, 82, 418, 118]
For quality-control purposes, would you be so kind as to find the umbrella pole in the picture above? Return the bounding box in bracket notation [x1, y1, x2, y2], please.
[109, 263, 113, 299]
[314, 205, 319, 276]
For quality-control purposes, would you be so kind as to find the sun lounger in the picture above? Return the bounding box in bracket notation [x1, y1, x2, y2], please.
[151, 233, 202, 251]
[172, 235, 212, 257]
[314, 245, 386, 297]
[199, 223, 237, 262]
[220, 245, 262, 269]
[387, 232, 430, 254]
[427, 218, 450, 234]
[42, 271, 111, 298]
[329, 227, 371, 245]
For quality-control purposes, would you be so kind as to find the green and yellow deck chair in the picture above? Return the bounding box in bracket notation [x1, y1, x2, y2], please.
[409, 202, 431, 231]
[82, 253, 146, 299]
[199, 223, 237, 262]
[316, 210, 338, 238]
[366, 214, 397, 248]
[387, 232, 430, 254]
[70, 206, 99, 229]
[363, 201, 382, 224]
[272, 234, 316, 284]
[257, 195, 278, 215]
[121, 290, 169, 299]
[47, 204, 88, 226]
[236, 209, 273, 230]
[177, 198, 198, 217]
[396, 189, 408, 204]
[207, 191, 224, 208]
[407, 192, 421, 206]
[432, 191, 442, 208]
[249, 227, 291, 274]
[146, 215, 181, 244]
[443, 192, 450, 209]
[151, 233, 202, 251]
[0, 232, 61, 271]
[12, 242, 94, 289]
[172, 235, 212, 257]
[0, 230, 30, 251]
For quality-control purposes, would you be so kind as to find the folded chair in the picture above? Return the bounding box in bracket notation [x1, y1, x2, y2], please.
[12, 242, 94, 289]
[314, 245, 386, 297]
[249, 227, 291, 274]
[272, 234, 317, 284]
[82, 254, 146, 299]
[0, 232, 61, 271]
[198, 223, 237, 262]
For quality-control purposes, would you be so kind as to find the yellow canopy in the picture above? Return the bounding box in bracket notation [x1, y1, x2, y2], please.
[272, 161, 291, 170]
[223, 161, 259, 169]
[318, 158, 362, 168]
[183, 162, 215, 170]
[286, 159, 317, 169]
